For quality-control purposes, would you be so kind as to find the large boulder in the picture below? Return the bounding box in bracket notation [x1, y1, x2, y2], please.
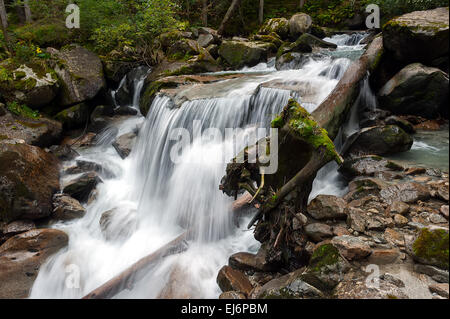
[259, 18, 290, 39]
[0, 61, 59, 109]
[0, 111, 62, 148]
[345, 125, 413, 157]
[382, 7, 449, 66]
[378, 63, 449, 119]
[0, 229, 68, 298]
[217, 265, 253, 296]
[289, 13, 313, 39]
[49, 45, 106, 107]
[218, 41, 269, 69]
[0, 142, 60, 222]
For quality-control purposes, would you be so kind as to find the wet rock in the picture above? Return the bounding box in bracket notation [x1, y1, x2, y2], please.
[346, 207, 366, 233]
[387, 201, 410, 215]
[219, 291, 246, 299]
[334, 278, 408, 299]
[218, 41, 269, 69]
[305, 223, 333, 242]
[229, 249, 272, 272]
[48, 45, 106, 106]
[0, 112, 62, 148]
[259, 18, 289, 39]
[48, 144, 79, 161]
[114, 106, 138, 116]
[52, 193, 86, 221]
[307, 195, 347, 220]
[65, 159, 115, 179]
[55, 103, 90, 130]
[217, 265, 253, 296]
[293, 33, 337, 50]
[430, 213, 447, 224]
[301, 243, 350, 291]
[339, 155, 403, 179]
[382, 7, 449, 66]
[409, 227, 449, 270]
[89, 105, 114, 133]
[289, 13, 312, 38]
[381, 273, 405, 288]
[393, 214, 409, 227]
[429, 283, 449, 298]
[345, 125, 413, 157]
[0, 229, 68, 298]
[384, 116, 416, 134]
[61, 132, 97, 148]
[0, 142, 60, 222]
[414, 264, 449, 283]
[380, 182, 430, 204]
[257, 268, 324, 299]
[99, 207, 137, 241]
[440, 205, 449, 219]
[378, 63, 449, 119]
[331, 235, 372, 261]
[62, 172, 102, 202]
[384, 228, 405, 247]
[198, 34, 215, 48]
[112, 132, 136, 159]
[368, 249, 400, 265]
[0, 220, 35, 244]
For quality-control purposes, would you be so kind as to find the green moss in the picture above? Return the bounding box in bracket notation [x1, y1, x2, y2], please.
[271, 116, 285, 128]
[308, 244, 340, 273]
[6, 102, 40, 119]
[413, 228, 449, 270]
[281, 99, 342, 164]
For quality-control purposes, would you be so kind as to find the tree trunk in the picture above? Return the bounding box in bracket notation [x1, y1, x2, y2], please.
[299, 0, 306, 9]
[82, 232, 189, 299]
[0, 0, 11, 54]
[201, 0, 208, 26]
[24, 0, 32, 23]
[217, 0, 241, 35]
[259, 0, 264, 25]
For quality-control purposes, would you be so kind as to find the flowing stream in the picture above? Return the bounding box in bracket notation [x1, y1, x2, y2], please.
[30, 34, 368, 299]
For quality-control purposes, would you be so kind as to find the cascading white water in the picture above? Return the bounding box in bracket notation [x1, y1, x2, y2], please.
[30, 34, 367, 299]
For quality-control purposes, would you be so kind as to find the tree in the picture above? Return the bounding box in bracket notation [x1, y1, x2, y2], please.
[259, 0, 264, 24]
[23, 0, 32, 23]
[201, 0, 208, 26]
[299, 0, 306, 9]
[0, 0, 11, 54]
[217, 0, 241, 34]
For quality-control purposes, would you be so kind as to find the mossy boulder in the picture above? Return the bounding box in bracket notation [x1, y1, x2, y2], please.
[55, 103, 90, 130]
[48, 45, 106, 107]
[382, 7, 449, 66]
[0, 60, 59, 109]
[300, 243, 350, 291]
[218, 40, 269, 69]
[344, 125, 413, 157]
[293, 33, 337, 50]
[259, 18, 290, 40]
[378, 63, 449, 119]
[0, 109, 62, 148]
[0, 142, 60, 222]
[410, 227, 449, 270]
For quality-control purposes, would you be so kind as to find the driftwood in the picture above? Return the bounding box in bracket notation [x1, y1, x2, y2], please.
[82, 231, 189, 299]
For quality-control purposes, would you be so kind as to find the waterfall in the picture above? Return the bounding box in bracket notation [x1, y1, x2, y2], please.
[30, 34, 367, 299]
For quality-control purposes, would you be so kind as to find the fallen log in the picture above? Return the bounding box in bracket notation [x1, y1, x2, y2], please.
[82, 231, 189, 299]
[312, 35, 383, 140]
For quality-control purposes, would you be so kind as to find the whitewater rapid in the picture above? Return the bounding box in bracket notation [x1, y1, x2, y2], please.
[30, 34, 368, 299]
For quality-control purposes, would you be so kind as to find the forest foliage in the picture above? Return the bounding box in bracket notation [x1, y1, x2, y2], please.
[0, 0, 449, 60]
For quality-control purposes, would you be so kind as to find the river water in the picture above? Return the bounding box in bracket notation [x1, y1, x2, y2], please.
[30, 34, 380, 299]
